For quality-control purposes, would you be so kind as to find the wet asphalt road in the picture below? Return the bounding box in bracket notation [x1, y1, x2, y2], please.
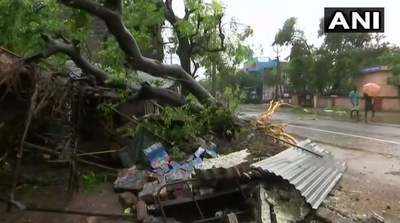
[239, 105, 400, 157]
[239, 104, 400, 217]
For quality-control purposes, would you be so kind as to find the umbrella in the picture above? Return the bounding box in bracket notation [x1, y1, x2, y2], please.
[362, 83, 381, 97]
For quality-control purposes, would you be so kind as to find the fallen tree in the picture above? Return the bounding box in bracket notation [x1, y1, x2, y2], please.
[24, 0, 216, 106]
[25, 36, 186, 107]
[0, 0, 241, 204]
[163, 0, 225, 76]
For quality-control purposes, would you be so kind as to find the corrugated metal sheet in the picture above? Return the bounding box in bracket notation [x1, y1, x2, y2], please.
[251, 139, 346, 209]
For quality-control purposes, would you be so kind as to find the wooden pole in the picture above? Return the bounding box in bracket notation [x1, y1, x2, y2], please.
[7, 83, 38, 211]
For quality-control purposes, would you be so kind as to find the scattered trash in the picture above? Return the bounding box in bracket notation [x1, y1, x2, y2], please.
[194, 142, 218, 159]
[113, 166, 147, 192]
[200, 149, 250, 170]
[144, 143, 170, 173]
[142, 142, 220, 182]
[113, 139, 345, 222]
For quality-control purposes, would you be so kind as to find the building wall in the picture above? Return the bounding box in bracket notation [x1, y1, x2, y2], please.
[262, 85, 274, 102]
[382, 98, 400, 111]
[356, 71, 399, 97]
[291, 70, 400, 111]
[311, 96, 400, 111]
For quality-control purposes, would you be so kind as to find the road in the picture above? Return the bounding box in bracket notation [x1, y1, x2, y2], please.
[240, 104, 400, 219]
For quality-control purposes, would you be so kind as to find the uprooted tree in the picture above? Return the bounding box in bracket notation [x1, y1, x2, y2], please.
[0, 0, 250, 201]
[35, 0, 216, 105]
[0, 0, 257, 159]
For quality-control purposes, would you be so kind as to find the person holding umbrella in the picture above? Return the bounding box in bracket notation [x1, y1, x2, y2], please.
[362, 83, 381, 123]
[364, 93, 375, 123]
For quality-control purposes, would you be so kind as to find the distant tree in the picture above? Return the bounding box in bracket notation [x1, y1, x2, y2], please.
[273, 17, 301, 46]
[199, 18, 254, 101]
[273, 17, 315, 94]
[316, 19, 393, 95]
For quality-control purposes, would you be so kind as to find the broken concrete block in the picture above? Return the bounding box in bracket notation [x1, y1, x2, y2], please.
[257, 186, 272, 223]
[114, 166, 146, 192]
[118, 192, 138, 208]
[263, 182, 310, 223]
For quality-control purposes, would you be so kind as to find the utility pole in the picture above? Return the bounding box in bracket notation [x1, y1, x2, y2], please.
[273, 46, 282, 100]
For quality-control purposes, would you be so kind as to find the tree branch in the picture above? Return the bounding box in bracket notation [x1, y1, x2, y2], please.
[60, 0, 215, 105]
[191, 15, 225, 54]
[104, 0, 122, 14]
[128, 82, 186, 107]
[184, 7, 195, 20]
[192, 59, 200, 76]
[164, 0, 179, 25]
[25, 34, 108, 84]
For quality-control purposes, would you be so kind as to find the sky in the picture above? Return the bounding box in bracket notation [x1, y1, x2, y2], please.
[172, 0, 400, 61]
[221, 0, 400, 60]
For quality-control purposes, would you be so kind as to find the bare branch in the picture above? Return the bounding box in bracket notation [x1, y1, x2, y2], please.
[26, 34, 108, 84]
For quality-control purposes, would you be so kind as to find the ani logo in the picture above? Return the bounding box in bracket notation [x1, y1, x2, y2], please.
[324, 8, 384, 33]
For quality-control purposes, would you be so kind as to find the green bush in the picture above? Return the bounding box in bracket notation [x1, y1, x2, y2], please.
[135, 104, 238, 156]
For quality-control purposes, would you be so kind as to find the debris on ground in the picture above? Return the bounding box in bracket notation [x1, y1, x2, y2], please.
[112, 138, 346, 222]
[252, 139, 347, 210]
[256, 100, 297, 145]
[118, 192, 138, 208]
[200, 149, 250, 170]
[113, 166, 147, 192]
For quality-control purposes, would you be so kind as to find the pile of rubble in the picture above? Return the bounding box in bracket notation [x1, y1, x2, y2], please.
[113, 139, 346, 223]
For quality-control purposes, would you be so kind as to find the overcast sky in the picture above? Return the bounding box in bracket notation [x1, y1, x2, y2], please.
[221, 0, 399, 59]
[172, 0, 399, 61]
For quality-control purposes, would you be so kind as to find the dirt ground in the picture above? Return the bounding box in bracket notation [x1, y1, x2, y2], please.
[0, 128, 288, 223]
[0, 183, 125, 223]
[323, 144, 400, 220]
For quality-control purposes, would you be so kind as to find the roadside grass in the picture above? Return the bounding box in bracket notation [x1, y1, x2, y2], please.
[240, 103, 400, 125]
[287, 106, 400, 125]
